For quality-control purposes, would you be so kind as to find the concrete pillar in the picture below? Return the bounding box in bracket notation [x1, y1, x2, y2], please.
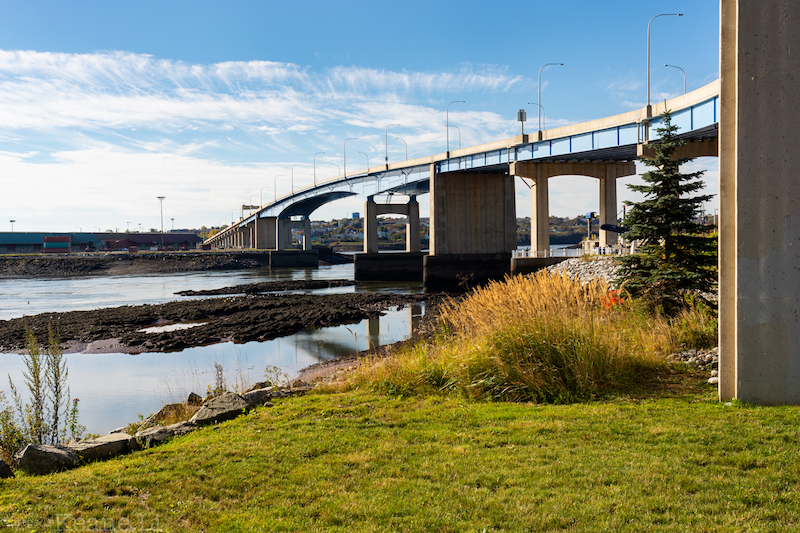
[511, 161, 635, 251]
[598, 176, 618, 247]
[256, 217, 277, 250]
[406, 195, 420, 253]
[719, 0, 800, 404]
[364, 197, 379, 254]
[429, 165, 516, 255]
[302, 218, 312, 251]
[277, 219, 293, 251]
[531, 175, 550, 252]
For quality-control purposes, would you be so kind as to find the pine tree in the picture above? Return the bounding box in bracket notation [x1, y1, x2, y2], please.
[615, 110, 717, 313]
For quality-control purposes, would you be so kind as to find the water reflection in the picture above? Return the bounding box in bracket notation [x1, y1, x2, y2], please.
[0, 305, 422, 434]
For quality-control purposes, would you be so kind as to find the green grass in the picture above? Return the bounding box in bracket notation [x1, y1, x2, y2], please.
[3, 378, 800, 532]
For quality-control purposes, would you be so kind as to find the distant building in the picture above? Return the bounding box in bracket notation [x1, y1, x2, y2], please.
[0, 233, 104, 254]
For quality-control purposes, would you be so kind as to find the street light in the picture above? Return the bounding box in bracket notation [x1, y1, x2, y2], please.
[385, 124, 400, 165]
[170, 217, 174, 231]
[647, 13, 683, 111]
[157, 196, 165, 247]
[664, 64, 686, 95]
[9, 220, 14, 231]
[330, 163, 340, 176]
[344, 137, 357, 180]
[313, 152, 325, 186]
[527, 102, 546, 130]
[291, 164, 301, 193]
[538, 63, 563, 135]
[359, 151, 370, 172]
[273, 174, 283, 203]
[449, 125, 461, 149]
[446, 101, 465, 155]
[395, 137, 407, 160]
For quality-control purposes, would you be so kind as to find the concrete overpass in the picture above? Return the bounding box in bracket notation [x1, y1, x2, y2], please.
[204, 80, 718, 287]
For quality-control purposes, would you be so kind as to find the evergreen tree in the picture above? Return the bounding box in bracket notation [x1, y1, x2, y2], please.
[615, 110, 717, 313]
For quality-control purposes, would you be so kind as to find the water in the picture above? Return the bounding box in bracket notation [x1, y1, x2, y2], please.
[0, 264, 424, 433]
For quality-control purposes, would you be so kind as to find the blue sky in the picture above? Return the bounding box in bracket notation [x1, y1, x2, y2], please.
[0, 0, 720, 232]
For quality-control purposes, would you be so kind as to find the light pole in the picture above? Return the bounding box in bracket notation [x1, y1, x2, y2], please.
[647, 13, 683, 112]
[385, 123, 400, 165]
[9, 220, 15, 231]
[75, 226, 82, 232]
[313, 152, 325, 186]
[359, 151, 370, 173]
[395, 137, 407, 160]
[538, 63, 563, 136]
[446, 101, 465, 155]
[527, 102, 546, 130]
[157, 196, 165, 247]
[664, 64, 686, 94]
[291, 164, 301, 193]
[170, 217, 174, 231]
[344, 137, 357, 180]
[126, 221, 131, 232]
[449, 125, 461, 149]
[330, 163, 340, 177]
[273, 175, 283, 203]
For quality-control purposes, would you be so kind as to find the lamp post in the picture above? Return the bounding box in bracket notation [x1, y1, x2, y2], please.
[647, 13, 683, 112]
[385, 123, 400, 165]
[170, 217, 174, 231]
[449, 125, 461, 149]
[527, 102, 546, 130]
[664, 64, 686, 94]
[9, 220, 15, 231]
[359, 151, 370, 172]
[126, 221, 131, 232]
[344, 137, 357, 180]
[395, 137, 407, 160]
[313, 152, 325, 186]
[75, 226, 81, 232]
[156, 196, 165, 247]
[273, 174, 283, 203]
[330, 163, 340, 176]
[538, 63, 563, 136]
[446, 101, 465, 156]
[291, 164, 301, 193]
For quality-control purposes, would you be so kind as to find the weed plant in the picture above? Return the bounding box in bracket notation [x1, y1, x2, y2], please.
[334, 271, 716, 402]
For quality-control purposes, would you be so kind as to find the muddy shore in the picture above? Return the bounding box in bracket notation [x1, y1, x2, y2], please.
[0, 288, 428, 354]
[0, 249, 351, 278]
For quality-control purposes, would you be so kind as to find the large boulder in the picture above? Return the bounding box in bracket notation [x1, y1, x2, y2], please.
[14, 444, 79, 475]
[66, 433, 138, 461]
[135, 421, 196, 449]
[0, 458, 13, 478]
[190, 392, 250, 425]
[241, 387, 275, 407]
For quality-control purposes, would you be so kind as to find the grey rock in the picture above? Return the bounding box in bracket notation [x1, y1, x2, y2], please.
[135, 421, 196, 449]
[109, 426, 128, 434]
[14, 444, 79, 475]
[0, 458, 13, 478]
[66, 433, 138, 461]
[190, 392, 250, 425]
[708, 377, 720, 385]
[241, 387, 275, 407]
[187, 392, 203, 406]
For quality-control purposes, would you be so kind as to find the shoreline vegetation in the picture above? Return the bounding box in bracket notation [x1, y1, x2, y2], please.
[0, 268, 746, 531]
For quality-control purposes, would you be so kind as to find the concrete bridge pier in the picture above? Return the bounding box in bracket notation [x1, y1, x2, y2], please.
[277, 217, 312, 251]
[510, 161, 636, 251]
[255, 216, 277, 250]
[424, 164, 516, 291]
[719, 0, 800, 404]
[355, 195, 424, 282]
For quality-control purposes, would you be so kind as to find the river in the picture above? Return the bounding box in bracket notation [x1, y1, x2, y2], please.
[0, 264, 423, 434]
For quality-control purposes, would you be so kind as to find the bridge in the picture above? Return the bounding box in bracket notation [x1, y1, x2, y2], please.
[205, 79, 719, 288]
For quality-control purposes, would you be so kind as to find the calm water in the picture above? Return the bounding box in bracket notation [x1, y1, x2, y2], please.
[0, 264, 424, 433]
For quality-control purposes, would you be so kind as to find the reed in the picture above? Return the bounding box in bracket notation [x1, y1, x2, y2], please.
[333, 271, 715, 402]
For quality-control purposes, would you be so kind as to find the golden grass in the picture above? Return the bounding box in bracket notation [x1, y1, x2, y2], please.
[328, 271, 715, 402]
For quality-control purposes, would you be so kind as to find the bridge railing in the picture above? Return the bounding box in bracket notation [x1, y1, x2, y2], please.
[513, 246, 631, 259]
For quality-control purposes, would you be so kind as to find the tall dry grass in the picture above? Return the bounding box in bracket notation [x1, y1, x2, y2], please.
[332, 271, 715, 402]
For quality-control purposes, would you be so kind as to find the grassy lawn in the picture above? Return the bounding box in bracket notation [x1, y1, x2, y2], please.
[2, 374, 800, 532]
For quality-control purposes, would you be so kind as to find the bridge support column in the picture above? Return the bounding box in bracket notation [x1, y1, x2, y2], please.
[511, 161, 635, 251]
[256, 217, 277, 250]
[364, 195, 420, 254]
[719, 0, 800, 404]
[277, 219, 293, 251]
[302, 218, 312, 251]
[425, 165, 516, 290]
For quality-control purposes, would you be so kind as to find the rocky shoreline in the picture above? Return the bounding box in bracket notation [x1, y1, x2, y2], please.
[0, 280, 429, 354]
